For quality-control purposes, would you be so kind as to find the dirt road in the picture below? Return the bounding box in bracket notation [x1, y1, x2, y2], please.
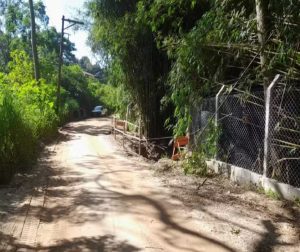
[0, 118, 299, 251]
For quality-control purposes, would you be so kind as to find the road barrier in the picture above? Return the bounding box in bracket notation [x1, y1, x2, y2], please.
[112, 117, 146, 155]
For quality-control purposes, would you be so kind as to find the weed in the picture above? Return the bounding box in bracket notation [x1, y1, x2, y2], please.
[257, 186, 281, 200]
[257, 186, 265, 194]
[265, 189, 281, 200]
[294, 197, 300, 207]
[230, 228, 241, 235]
[183, 149, 208, 176]
[182, 119, 219, 177]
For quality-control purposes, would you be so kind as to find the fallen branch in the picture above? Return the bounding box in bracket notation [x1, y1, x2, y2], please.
[197, 178, 208, 190]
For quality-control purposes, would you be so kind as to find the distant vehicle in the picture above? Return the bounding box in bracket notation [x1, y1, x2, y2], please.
[92, 106, 103, 117]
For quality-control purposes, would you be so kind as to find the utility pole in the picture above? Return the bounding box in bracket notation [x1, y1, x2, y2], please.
[57, 16, 84, 113]
[29, 0, 40, 81]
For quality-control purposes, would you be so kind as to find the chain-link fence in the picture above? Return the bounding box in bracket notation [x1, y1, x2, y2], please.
[190, 97, 215, 147]
[192, 85, 300, 188]
[267, 87, 300, 187]
[217, 92, 265, 174]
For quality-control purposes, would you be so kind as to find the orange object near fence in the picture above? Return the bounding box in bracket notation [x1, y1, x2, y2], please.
[115, 120, 126, 130]
[172, 136, 189, 161]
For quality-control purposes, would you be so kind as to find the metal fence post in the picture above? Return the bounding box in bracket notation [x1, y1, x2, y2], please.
[215, 85, 225, 159]
[111, 116, 113, 135]
[138, 117, 142, 155]
[125, 104, 130, 132]
[263, 74, 280, 177]
[113, 117, 116, 140]
[122, 121, 125, 148]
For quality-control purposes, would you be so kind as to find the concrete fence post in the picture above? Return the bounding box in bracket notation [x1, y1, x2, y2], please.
[138, 117, 142, 155]
[113, 116, 116, 140]
[263, 74, 280, 177]
[125, 104, 130, 132]
[122, 120, 125, 148]
[215, 85, 225, 159]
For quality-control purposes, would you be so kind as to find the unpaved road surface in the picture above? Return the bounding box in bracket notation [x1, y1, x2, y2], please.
[0, 118, 299, 252]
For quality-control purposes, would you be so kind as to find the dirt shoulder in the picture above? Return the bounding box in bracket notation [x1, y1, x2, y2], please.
[151, 159, 300, 252]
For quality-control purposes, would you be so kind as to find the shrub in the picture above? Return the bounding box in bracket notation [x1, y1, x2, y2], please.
[183, 149, 208, 176]
[0, 92, 36, 183]
[0, 77, 58, 183]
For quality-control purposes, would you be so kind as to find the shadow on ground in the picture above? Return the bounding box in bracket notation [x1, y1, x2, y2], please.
[0, 232, 140, 252]
[155, 167, 300, 252]
[63, 118, 112, 136]
[1, 118, 299, 252]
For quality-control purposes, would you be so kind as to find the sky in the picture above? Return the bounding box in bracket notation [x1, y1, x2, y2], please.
[42, 0, 97, 63]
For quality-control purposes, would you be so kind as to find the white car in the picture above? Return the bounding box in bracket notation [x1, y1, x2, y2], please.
[92, 106, 103, 116]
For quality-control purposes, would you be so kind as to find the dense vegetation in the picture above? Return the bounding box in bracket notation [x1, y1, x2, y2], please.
[86, 0, 300, 136]
[0, 0, 112, 183]
[1, 0, 299, 182]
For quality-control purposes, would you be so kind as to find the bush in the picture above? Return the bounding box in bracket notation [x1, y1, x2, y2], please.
[0, 79, 58, 183]
[0, 50, 98, 184]
[92, 82, 130, 117]
[14, 80, 59, 140]
[183, 149, 208, 176]
[182, 120, 219, 176]
[0, 93, 37, 183]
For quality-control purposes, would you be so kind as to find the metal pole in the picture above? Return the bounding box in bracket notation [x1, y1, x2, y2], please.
[138, 117, 142, 155]
[263, 74, 280, 177]
[114, 117, 116, 140]
[215, 85, 225, 159]
[125, 104, 130, 132]
[57, 15, 65, 114]
[123, 122, 125, 148]
[215, 85, 225, 127]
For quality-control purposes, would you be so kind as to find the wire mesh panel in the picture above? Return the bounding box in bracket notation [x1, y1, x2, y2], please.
[189, 97, 215, 147]
[217, 92, 265, 174]
[267, 88, 300, 187]
[192, 87, 300, 188]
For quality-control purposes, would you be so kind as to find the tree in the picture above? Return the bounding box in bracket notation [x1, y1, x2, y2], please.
[79, 56, 102, 76]
[29, 0, 40, 80]
[86, 0, 300, 137]
[0, 0, 49, 73]
[37, 27, 76, 82]
[255, 0, 270, 91]
[87, 0, 171, 138]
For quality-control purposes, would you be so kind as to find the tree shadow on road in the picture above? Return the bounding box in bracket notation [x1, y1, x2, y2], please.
[0, 231, 140, 252]
[253, 220, 282, 252]
[35, 235, 140, 252]
[4, 118, 299, 252]
[62, 119, 112, 136]
[251, 183, 300, 252]
[156, 168, 300, 252]
[93, 171, 237, 252]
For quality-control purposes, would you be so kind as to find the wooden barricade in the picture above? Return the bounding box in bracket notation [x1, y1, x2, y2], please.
[113, 117, 190, 160]
[112, 117, 143, 154]
[113, 118, 125, 138]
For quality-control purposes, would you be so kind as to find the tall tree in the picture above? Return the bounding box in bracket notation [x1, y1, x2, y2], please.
[28, 0, 40, 80]
[86, 0, 300, 136]
[87, 0, 171, 138]
[255, 0, 270, 91]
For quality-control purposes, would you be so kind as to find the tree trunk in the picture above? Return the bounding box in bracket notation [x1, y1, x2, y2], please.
[255, 0, 270, 92]
[28, 0, 40, 81]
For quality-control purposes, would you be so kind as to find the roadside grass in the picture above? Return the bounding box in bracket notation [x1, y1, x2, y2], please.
[294, 198, 300, 207]
[0, 87, 58, 184]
